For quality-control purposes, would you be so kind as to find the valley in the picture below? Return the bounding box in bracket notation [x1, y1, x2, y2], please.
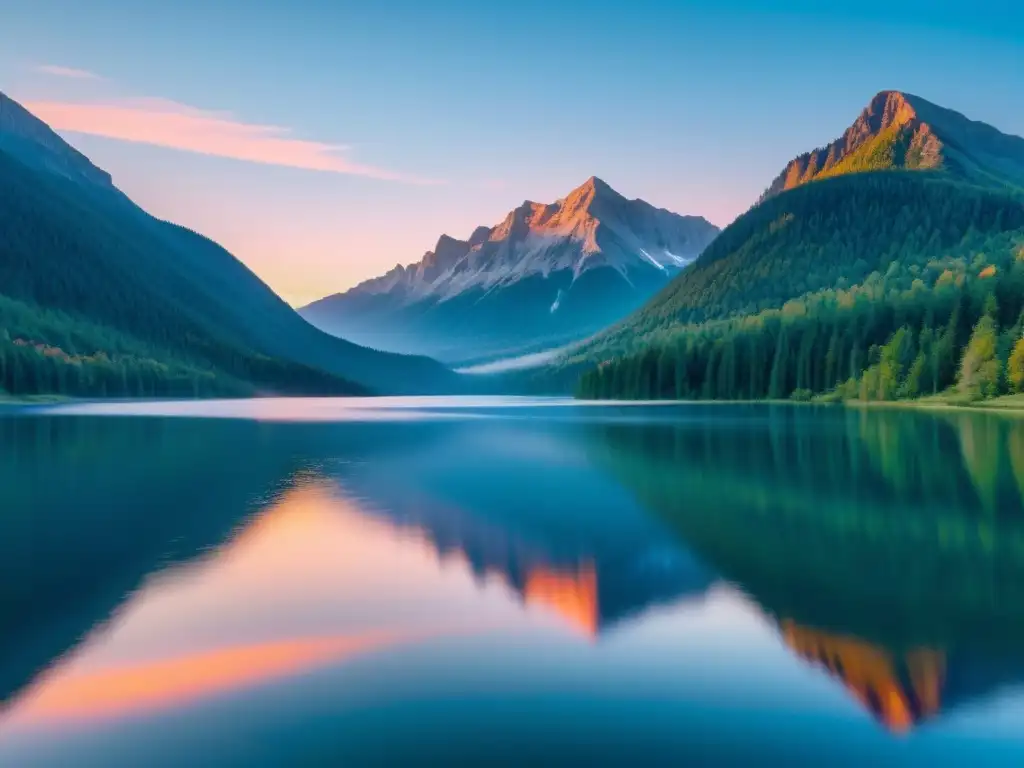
[4, 89, 1024, 408]
[5, 6, 1024, 763]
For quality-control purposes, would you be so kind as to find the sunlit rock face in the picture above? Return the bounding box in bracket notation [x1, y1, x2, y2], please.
[761, 90, 1024, 202]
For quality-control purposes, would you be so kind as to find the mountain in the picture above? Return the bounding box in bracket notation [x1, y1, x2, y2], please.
[762, 90, 1024, 200]
[300, 177, 719, 366]
[559, 92, 1024, 400]
[0, 91, 457, 397]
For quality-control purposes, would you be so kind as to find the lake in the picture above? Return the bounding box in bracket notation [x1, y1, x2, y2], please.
[3, 397, 1024, 765]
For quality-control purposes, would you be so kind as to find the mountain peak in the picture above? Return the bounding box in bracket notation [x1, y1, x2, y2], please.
[468, 226, 491, 247]
[577, 175, 613, 194]
[302, 176, 719, 363]
[827, 90, 927, 163]
[434, 233, 464, 251]
[760, 91, 1024, 202]
[305, 179, 720, 362]
[563, 175, 618, 205]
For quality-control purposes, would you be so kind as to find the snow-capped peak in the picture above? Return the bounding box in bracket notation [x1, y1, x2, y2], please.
[339, 177, 719, 304]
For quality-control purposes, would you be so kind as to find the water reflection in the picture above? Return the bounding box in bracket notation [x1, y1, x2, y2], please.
[0, 415, 297, 709]
[2, 481, 524, 734]
[2, 403, 1024, 763]
[780, 621, 945, 732]
[585, 405, 1024, 731]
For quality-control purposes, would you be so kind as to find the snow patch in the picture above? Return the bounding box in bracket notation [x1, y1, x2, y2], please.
[550, 289, 565, 313]
[638, 248, 667, 271]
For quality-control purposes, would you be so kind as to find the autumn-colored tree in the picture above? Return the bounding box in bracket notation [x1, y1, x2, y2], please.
[1008, 337, 1024, 393]
[959, 315, 1000, 399]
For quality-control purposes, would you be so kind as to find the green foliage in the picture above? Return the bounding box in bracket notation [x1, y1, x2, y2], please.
[0, 146, 451, 397]
[1008, 337, 1024, 393]
[959, 314, 1001, 399]
[576, 226, 1024, 404]
[0, 293, 364, 398]
[588, 407, 1024, 651]
[573, 168, 1024, 405]
[820, 121, 915, 178]
[575, 173, 1024, 360]
[903, 351, 927, 398]
[877, 326, 915, 400]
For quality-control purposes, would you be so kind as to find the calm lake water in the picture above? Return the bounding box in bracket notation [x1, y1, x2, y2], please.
[3, 397, 1024, 765]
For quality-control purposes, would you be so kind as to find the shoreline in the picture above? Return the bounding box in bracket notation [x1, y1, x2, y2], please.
[5, 392, 1024, 418]
[840, 398, 1024, 417]
[0, 394, 74, 407]
[572, 393, 1024, 417]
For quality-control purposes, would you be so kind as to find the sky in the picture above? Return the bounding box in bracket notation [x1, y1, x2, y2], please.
[2, 0, 1023, 306]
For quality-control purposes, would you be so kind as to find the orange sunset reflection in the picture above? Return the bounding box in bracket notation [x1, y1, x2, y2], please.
[8, 629, 436, 726]
[524, 564, 599, 638]
[781, 619, 946, 732]
[0, 481, 520, 731]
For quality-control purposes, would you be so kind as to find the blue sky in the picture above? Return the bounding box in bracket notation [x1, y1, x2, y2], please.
[2, 0, 1022, 305]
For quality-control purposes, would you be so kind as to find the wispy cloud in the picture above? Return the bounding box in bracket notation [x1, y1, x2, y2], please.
[36, 64, 102, 80]
[24, 96, 440, 184]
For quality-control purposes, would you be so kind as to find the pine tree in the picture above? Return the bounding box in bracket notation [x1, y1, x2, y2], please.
[769, 326, 791, 399]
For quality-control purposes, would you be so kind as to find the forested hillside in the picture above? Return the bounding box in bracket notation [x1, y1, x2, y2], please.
[0, 151, 372, 397]
[570, 91, 1024, 405]
[577, 216, 1024, 402]
[0, 92, 457, 398]
[584, 172, 1024, 349]
[0, 293, 366, 398]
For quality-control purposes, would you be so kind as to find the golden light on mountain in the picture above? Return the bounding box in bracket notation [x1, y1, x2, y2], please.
[780, 620, 945, 732]
[524, 563, 600, 638]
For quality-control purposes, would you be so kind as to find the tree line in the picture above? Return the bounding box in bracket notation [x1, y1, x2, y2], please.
[578, 235, 1024, 404]
[0, 294, 366, 398]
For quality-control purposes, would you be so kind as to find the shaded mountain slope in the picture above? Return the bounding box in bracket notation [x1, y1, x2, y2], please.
[0, 91, 456, 396]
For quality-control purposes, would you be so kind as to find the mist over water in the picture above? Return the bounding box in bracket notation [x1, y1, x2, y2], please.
[455, 343, 582, 374]
[3, 399, 1024, 765]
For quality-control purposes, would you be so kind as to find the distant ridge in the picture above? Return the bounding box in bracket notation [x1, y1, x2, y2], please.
[301, 177, 719, 366]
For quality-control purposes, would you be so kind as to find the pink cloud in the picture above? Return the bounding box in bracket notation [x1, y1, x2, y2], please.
[24, 96, 440, 184]
[36, 65, 102, 80]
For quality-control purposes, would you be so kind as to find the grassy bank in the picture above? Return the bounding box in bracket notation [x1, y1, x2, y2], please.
[827, 391, 1024, 415]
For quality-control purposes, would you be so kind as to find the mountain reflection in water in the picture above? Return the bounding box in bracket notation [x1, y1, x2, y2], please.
[2, 401, 1024, 764]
